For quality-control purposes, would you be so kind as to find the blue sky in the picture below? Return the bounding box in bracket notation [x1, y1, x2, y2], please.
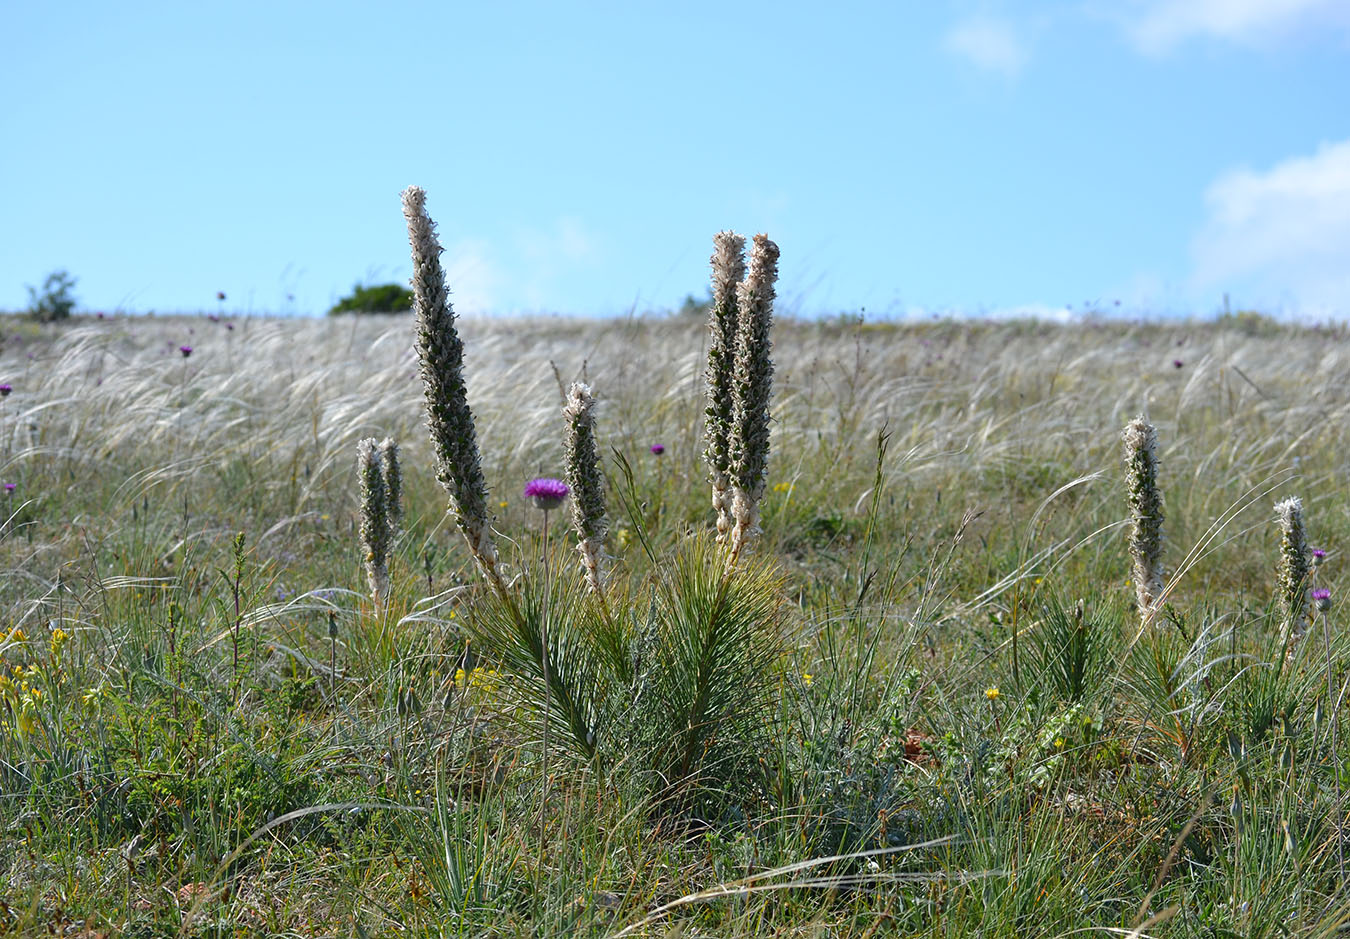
[4, 1, 1348, 319]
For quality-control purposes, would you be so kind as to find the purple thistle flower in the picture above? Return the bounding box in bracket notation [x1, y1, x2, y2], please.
[179, 345, 193, 358]
[1313, 548, 1327, 565]
[1172, 359, 1184, 369]
[1313, 587, 1332, 610]
[3, 483, 14, 493]
[524, 477, 569, 511]
[650, 444, 665, 456]
[0, 384, 10, 396]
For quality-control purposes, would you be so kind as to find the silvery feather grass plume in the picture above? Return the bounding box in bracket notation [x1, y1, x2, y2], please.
[1123, 416, 1165, 624]
[563, 382, 608, 595]
[703, 231, 746, 541]
[1275, 496, 1310, 639]
[402, 186, 500, 586]
[357, 437, 392, 603]
[727, 233, 780, 559]
[379, 437, 402, 531]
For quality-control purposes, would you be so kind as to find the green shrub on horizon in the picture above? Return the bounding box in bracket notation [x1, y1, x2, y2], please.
[327, 281, 414, 315]
[26, 269, 78, 322]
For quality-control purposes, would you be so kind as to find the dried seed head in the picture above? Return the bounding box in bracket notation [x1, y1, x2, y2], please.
[704, 231, 746, 538]
[1275, 496, 1310, 639]
[563, 382, 609, 594]
[379, 437, 402, 531]
[357, 437, 391, 603]
[727, 234, 780, 556]
[1123, 416, 1165, 625]
[402, 186, 498, 580]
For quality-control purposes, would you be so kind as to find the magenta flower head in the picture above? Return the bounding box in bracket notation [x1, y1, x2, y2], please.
[179, 345, 192, 358]
[1313, 587, 1332, 611]
[650, 444, 665, 456]
[1172, 359, 1184, 369]
[0, 384, 10, 397]
[524, 477, 568, 511]
[3, 483, 14, 493]
[1313, 548, 1327, 565]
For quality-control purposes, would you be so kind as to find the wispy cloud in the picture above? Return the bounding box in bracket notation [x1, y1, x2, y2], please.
[943, 15, 1030, 77]
[1191, 139, 1350, 315]
[1118, 0, 1350, 52]
[443, 237, 502, 315]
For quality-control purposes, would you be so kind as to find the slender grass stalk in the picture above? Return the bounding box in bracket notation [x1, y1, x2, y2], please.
[523, 477, 568, 857]
[228, 531, 245, 706]
[540, 506, 552, 839]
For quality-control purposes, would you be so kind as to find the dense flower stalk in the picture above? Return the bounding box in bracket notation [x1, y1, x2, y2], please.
[402, 186, 499, 584]
[727, 233, 780, 557]
[563, 382, 608, 594]
[357, 437, 392, 603]
[704, 231, 746, 540]
[379, 437, 402, 531]
[1123, 417, 1165, 625]
[1275, 496, 1310, 639]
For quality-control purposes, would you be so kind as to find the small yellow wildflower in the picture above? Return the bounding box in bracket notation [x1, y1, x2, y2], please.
[1054, 737, 1066, 750]
[5, 628, 26, 643]
[498, 500, 509, 509]
[985, 686, 1000, 701]
[802, 672, 814, 688]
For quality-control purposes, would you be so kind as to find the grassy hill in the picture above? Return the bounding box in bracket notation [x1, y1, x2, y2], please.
[0, 311, 1347, 936]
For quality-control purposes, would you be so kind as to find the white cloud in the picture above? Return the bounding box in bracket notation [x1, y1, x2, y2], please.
[1191, 139, 1350, 316]
[1120, 0, 1350, 51]
[943, 15, 1030, 77]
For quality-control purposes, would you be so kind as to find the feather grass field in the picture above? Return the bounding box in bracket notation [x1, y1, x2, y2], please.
[1, 307, 1349, 936]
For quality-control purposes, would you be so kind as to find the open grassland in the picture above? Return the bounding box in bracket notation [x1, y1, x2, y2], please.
[1, 311, 1349, 936]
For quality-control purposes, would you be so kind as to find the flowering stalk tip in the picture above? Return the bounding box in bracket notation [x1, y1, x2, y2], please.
[357, 437, 392, 604]
[1275, 496, 1311, 640]
[1123, 416, 1165, 626]
[403, 186, 499, 585]
[727, 233, 780, 559]
[563, 382, 609, 594]
[704, 231, 746, 540]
